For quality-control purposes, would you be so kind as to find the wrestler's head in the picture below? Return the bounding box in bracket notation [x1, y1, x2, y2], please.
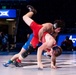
[53, 20, 65, 33]
[52, 45, 62, 57]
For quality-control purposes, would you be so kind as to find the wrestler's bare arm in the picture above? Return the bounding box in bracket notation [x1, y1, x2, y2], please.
[37, 34, 55, 69]
[47, 48, 57, 69]
[51, 56, 56, 69]
[51, 53, 57, 69]
[38, 23, 53, 41]
[37, 42, 48, 69]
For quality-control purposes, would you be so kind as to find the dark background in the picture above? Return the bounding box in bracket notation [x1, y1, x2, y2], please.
[0, 0, 76, 42]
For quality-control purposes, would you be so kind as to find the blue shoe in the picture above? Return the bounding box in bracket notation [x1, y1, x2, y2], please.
[3, 60, 13, 67]
[43, 52, 51, 59]
[3, 63, 9, 67]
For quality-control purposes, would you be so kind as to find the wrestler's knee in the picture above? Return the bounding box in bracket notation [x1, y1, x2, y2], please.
[21, 44, 35, 58]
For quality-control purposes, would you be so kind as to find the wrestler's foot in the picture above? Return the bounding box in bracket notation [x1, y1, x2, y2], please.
[13, 61, 22, 67]
[3, 60, 13, 67]
[3, 63, 10, 67]
[27, 5, 37, 14]
[43, 52, 51, 59]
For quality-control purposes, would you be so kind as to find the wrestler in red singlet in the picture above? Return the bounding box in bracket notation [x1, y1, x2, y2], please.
[30, 21, 43, 48]
[30, 21, 56, 50]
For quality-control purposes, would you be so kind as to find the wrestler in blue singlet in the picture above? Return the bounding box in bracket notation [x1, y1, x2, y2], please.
[22, 33, 33, 50]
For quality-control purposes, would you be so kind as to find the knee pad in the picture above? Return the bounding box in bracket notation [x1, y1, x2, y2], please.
[21, 44, 35, 58]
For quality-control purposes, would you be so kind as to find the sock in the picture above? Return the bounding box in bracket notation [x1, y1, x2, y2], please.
[16, 59, 21, 63]
[7, 60, 13, 64]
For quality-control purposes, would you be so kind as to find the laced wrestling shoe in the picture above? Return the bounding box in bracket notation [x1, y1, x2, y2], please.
[27, 5, 37, 14]
[13, 61, 22, 67]
[3, 63, 10, 67]
[3, 60, 13, 67]
[43, 52, 51, 59]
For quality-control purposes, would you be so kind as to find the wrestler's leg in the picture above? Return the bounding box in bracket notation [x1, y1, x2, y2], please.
[23, 5, 36, 26]
[11, 34, 33, 61]
[3, 48, 26, 67]
[13, 44, 36, 67]
[23, 12, 34, 26]
[16, 36, 39, 61]
[13, 36, 39, 67]
[10, 48, 25, 61]
[3, 34, 33, 67]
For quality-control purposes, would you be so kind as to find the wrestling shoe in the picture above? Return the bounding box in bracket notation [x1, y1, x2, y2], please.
[43, 52, 51, 59]
[13, 60, 22, 67]
[27, 5, 37, 14]
[3, 63, 10, 67]
[3, 60, 13, 67]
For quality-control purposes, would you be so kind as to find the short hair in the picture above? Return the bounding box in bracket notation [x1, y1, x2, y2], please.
[53, 20, 65, 30]
[53, 45, 62, 57]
